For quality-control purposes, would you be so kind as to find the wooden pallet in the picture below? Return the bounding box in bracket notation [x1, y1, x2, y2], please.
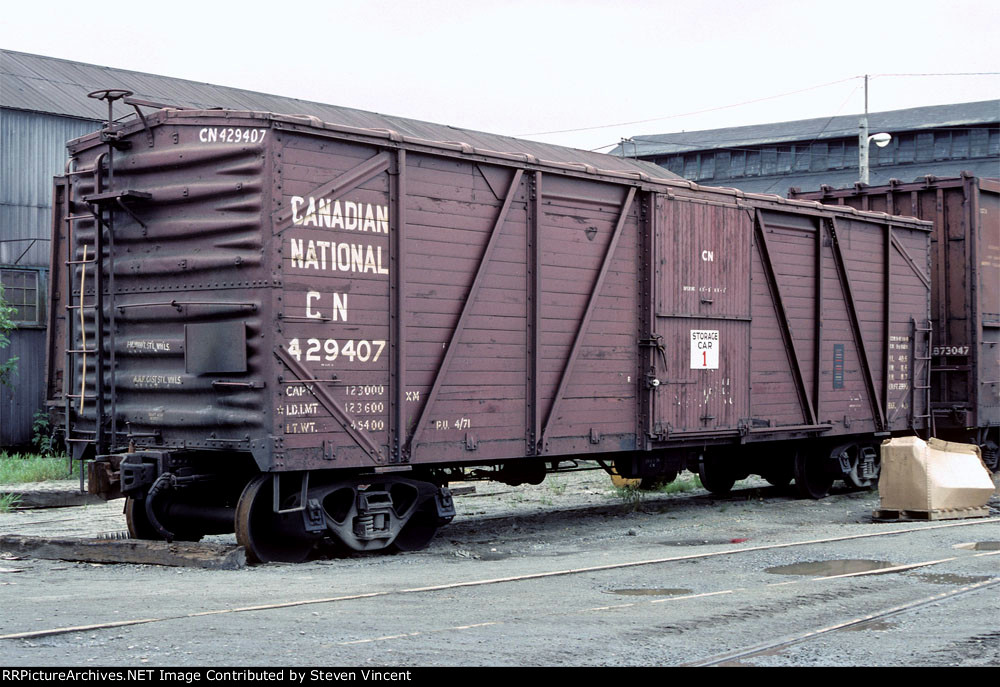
[872, 506, 991, 522]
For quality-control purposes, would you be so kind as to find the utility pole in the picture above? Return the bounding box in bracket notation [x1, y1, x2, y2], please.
[859, 74, 871, 185]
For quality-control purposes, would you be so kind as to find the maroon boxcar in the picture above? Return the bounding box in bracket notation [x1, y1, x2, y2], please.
[47, 106, 932, 561]
[791, 174, 999, 469]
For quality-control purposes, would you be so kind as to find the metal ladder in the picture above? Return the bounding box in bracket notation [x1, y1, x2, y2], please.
[62, 158, 110, 478]
[911, 318, 935, 438]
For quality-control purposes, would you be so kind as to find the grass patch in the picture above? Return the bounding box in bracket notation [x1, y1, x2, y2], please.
[547, 476, 567, 496]
[0, 492, 21, 513]
[655, 472, 703, 494]
[609, 471, 705, 510]
[0, 452, 74, 484]
[612, 484, 645, 511]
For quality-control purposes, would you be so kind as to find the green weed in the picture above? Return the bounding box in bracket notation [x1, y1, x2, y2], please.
[31, 411, 55, 456]
[0, 452, 73, 484]
[655, 473, 703, 494]
[612, 484, 644, 511]
[0, 492, 21, 513]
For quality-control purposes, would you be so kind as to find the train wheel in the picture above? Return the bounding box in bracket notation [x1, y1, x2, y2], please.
[760, 453, 794, 488]
[235, 475, 319, 564]
[793, 450, 833, 499]
[125, 497, 159, 540]
[391, 509, 439, 552]
[124, 496, 204, 542]
[698, 456, 735, 495]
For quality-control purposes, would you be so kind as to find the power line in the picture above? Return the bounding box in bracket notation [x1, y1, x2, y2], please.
[873, 72, 1000, 77]
[520, 72, 1000, 138]
[517, 76, 859, 136]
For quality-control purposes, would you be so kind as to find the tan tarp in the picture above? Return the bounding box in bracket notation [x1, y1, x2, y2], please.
[879, 437, 996, 512]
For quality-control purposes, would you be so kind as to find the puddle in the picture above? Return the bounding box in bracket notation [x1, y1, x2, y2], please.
[765, 559, 896, 576]
[909, 573, 992, 585]
[659, 538, 742, 547]
[608, 588, 693, 597]
[478, 551, 511, 561]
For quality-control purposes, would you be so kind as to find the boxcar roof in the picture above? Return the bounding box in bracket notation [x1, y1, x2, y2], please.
[1, 49, 674, 180]
[66, 106, 932, 232]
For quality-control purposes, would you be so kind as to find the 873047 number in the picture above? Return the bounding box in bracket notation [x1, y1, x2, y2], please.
[933, 345, 970, 356]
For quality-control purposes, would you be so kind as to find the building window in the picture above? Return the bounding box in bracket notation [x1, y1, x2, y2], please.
[761, 148, 777, 176]
[827, 142, 844, 170]
[915, 132, 935, 162]
[777, 148, 792, 173]
[730, 151, 746, 177]
[0, 268, 44, 326]
[933, 131, 952, 161]
[792, 145, 809, 172]
[715, 152, 731, 179]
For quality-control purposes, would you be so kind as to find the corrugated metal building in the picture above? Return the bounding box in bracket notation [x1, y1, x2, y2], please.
[0, 49, 676, 447]
[612, 100, 1000, 195]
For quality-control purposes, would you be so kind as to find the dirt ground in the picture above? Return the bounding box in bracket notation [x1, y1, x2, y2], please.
[1, 465, 998, 667]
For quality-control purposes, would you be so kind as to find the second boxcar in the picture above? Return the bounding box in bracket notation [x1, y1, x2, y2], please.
[791, 174, 999, 470]
[47, 105, 932, 561]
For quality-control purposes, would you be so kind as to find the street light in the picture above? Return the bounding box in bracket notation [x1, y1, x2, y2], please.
[858, 74, 892, 185]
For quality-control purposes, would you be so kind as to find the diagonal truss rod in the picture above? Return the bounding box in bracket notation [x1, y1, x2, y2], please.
[271, 151, 392, 229]
[889, 233, 931, 288]
[274, 346, 384, 464]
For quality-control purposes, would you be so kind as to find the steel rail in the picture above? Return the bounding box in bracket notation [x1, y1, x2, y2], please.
[687, 570, 1000, 667]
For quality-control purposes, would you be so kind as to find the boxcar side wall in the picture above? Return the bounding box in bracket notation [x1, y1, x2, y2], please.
[650, 193, 931, 451]
[49, 110, 932, 482]
[270, 121, 644, 471]
[792, 176, 999, 435]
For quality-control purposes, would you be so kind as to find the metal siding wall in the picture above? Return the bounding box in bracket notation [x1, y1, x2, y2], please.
[0, 108, 99, 267]
[0, 108, 99, 445]
[0, 328, 46, 447]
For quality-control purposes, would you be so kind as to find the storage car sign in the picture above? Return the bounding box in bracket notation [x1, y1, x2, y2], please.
[690, 330, 719, 369]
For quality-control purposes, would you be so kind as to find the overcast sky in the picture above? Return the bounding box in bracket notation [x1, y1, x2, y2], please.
[4, 0, 998, 151]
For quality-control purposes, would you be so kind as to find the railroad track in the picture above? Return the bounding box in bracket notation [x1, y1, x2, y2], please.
[3, 517, 997, 649]
[686, 573, 1000, 666]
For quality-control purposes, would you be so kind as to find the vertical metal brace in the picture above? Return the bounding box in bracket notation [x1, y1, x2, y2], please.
[390, 149, 407, 462]
[527, 172, 542, 454]
[814, 215, 824, 421]
[882, 223, 892, 426]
